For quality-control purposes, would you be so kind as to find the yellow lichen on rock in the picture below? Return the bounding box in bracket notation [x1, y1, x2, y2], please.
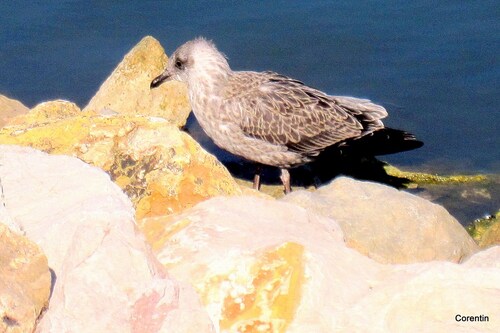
[6, 99, 82, 127]
[110, 124, 242, 220]
[83, 36, 191, 127]
[0, 102, 89, 153]
[201, 242, 305, 333]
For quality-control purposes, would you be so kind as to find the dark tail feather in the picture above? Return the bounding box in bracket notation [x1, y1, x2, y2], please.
[336, 128, 423, 156]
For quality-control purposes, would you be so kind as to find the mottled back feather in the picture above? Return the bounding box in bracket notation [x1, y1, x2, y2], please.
[223, 71, 388, 156]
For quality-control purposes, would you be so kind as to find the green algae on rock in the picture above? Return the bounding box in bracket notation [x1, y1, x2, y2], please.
[384, 165, 488, 186]
[466, 211, 500, 248]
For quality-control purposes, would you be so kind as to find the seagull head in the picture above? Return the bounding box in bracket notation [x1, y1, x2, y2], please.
[151, 37, 230, 89]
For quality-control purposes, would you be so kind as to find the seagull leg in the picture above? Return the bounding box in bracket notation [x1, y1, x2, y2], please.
[253, 165, 261, 191]
[280, 168, 292, 194]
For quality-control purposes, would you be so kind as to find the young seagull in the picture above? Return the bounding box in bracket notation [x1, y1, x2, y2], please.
[151, 38, 422, 193]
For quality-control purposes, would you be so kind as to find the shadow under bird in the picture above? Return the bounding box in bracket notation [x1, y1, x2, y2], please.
[151, 38, 423, 193]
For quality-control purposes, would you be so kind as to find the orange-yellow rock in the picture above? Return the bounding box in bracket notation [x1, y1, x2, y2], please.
[217, 242, 304, 332]
[0, 94, 30, 127]
[83, 36, 191, 127]
[7, 99, 81, 126]
[0, 223, 51, 333]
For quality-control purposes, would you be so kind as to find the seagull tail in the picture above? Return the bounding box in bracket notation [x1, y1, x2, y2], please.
[337, 128, 424, 156]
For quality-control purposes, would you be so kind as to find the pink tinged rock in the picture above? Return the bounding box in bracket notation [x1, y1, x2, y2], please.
[146, 195, 499, 332]
[0, 145, 214, 333]
[146, 196, 380, 332]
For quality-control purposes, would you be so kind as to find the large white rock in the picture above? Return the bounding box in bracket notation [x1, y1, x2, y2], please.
[339, 247, 500, 332]
[149, 195, 499, 333]
[0, 145, 214, 333]
[282, 176, 478, 264]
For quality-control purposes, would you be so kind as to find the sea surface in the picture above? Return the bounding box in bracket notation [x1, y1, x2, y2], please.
[1, 1, 498, 222]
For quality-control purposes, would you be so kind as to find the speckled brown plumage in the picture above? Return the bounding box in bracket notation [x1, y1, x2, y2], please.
[151, 38, 421, 193]
[223, 71, 387, 159]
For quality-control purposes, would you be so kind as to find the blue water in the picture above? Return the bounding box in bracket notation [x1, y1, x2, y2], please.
[1, 1, 499, 174]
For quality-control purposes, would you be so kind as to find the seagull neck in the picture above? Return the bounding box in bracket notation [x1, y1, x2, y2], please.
[188, 67, 231, 97]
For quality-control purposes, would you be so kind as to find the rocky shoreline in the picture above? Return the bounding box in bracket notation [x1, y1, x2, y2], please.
[1, 36, 498, 332]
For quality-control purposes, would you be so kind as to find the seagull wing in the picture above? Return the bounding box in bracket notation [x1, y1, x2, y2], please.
[223, 71, 388, 155]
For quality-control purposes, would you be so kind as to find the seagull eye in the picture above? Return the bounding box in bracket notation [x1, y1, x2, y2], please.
[175, 59, 184, 70]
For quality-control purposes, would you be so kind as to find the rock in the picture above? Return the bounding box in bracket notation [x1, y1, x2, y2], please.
[467, 211, 500, 248]
[0, 112, 242, 222]
[83, 36, 191, 127]
[26, 99, 81, 121]
[234, 177, 291, 198]
[237, 184, 276, 200]
[282, 176, 478, 264]
[144, 196, 500, 332]
[463, 245, 500, 268]
[340, 246, 500, 333]
[0, 101, 88, 153]
[480, 222, 500, 247]
[0, 94, 29, 128]
[0, 223, 51, 333]
[6, 100, 82, 127]
[147, 195, 360, 332]
[0, 145, 214, 332]
[111, 123, 241, 221]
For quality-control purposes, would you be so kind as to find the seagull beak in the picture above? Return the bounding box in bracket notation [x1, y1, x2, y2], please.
[150, 70, 172, 89]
